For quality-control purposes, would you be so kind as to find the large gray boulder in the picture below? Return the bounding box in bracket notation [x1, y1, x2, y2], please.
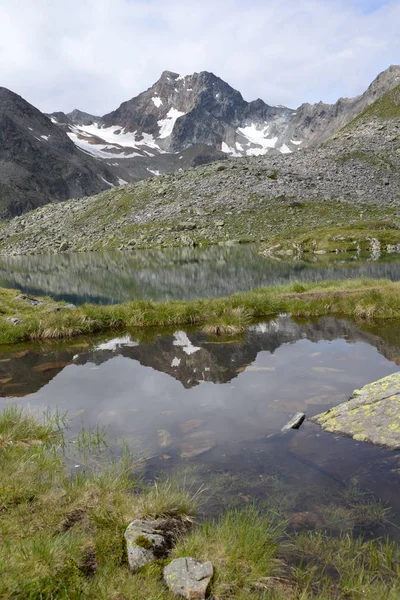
[163, 557, 213, 599]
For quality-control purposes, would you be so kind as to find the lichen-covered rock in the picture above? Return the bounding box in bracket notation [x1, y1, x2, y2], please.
[124, 519, 169, 571]
[163, 557, 213, 599]
[124, 517, 191, 571]
[311, 372, 400, 449]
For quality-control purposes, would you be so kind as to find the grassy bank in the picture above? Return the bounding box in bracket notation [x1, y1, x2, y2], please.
[260, 220, 400, 257]
[2, 278, 400, 345]
[1, 407, 400, 599]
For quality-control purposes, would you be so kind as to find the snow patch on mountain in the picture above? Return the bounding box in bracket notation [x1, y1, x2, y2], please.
[221, 142, 241, 157]
[67, 123, 168, 158]
[280, 144, 292, 154]
[68, 132, 142, 158]
[237, 123, 278, 153]
[157, 108, 186, 139]
[152, 96, 163, 108]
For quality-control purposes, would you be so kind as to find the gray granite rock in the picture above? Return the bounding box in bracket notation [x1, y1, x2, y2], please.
[164, 557, 213, 599]
[124, 519, 169, 571]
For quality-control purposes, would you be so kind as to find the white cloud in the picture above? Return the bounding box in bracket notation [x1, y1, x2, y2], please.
[0, 0, 398, 114]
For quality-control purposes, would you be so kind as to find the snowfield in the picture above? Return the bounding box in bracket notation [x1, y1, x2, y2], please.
[157, 108, 186, 139]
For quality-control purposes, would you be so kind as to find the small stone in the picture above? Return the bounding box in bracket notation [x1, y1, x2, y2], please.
[50, 303, 76, 313]
[282, 412, 305, 431]
[163, 557, 213, 599]
[176, 222, 197, 231]
[59, 241, 69, 252]
[5, 317, 24, 326]
[214, 220, 224, 227]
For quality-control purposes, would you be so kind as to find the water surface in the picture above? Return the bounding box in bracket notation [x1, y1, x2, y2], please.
[1, 246, 400, 304]
[2, 316, 400, 534]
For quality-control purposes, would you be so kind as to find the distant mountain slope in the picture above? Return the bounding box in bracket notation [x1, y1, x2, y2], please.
[50, 66, 400, 164]
[0, 65, 399, 219]
[0, 87, 119, 218]
[325, 81, 400, 175]
[1, 78, 398, 257]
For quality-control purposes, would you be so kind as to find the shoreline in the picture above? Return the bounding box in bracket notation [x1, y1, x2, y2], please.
[2, 277, 400, 345]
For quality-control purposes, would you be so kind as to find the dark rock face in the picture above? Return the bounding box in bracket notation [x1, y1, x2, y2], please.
[101, 70, 295, 154]
[0, 87, 118, 218]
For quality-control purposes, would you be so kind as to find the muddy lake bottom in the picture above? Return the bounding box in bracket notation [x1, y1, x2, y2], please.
[1, 314, 400, 542]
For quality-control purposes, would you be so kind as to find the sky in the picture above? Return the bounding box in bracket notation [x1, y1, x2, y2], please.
[0, 0, 398, 115]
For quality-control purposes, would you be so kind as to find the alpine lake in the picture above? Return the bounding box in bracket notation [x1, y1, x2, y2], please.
[2, 244, 400, 541]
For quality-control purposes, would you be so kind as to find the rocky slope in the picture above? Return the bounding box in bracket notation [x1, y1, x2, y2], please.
[0, 87, 120, 218]
[0, 79, 399, 257]
[51, 66, 400, 163]
[0, 66, 399, 221]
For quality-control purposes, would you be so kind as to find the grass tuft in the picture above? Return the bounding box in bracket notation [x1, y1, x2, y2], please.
[4, 279, 400, 345]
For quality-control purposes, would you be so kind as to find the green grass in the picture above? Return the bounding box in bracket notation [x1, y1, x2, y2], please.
[355, 83, 400, 122]
[1, 408, 400, 599]
[3, 278, 400, 345]
[336, 151, 393, 170]
[0, 408, 198, 600]
[173, 505, 285, 597]
[261, 220, 400, 255]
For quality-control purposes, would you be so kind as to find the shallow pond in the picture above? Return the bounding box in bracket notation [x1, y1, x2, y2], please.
[1, 245, 400, 304]
[2, 315, 400, 538]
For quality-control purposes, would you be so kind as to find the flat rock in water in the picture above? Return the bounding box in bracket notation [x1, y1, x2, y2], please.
[311, 372, 400, 449]
[281, 412, 305, 431]
[163, 557, 213, 599]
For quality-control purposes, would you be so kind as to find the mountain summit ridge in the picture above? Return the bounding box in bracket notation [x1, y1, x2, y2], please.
[0, 65, 399, 217]
[49, 65, 400, 162]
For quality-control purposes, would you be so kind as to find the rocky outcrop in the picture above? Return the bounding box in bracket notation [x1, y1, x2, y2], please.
[124, 517, 191, 571]
[0, 87, 119, 218]
[312, 373, 400, 449]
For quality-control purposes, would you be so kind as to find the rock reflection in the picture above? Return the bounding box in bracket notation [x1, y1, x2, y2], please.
[1, 246, 400, 304]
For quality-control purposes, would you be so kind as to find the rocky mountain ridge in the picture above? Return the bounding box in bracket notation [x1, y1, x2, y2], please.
[0, 87, 120, 218]
[50, 66, 400, 163]
[0, 65, 399, 218]
[0, 78, 398, 257]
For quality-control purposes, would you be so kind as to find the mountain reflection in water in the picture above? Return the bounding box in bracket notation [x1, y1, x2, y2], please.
[2, 316, 400, 530]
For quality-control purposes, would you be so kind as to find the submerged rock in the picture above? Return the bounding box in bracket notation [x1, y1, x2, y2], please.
[312, 373, 400, 449]
[163, 557, 213, 599]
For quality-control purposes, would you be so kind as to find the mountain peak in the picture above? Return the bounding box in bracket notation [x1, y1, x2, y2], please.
[365, 64, 400, 100]
[159, 70, 181, 81]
